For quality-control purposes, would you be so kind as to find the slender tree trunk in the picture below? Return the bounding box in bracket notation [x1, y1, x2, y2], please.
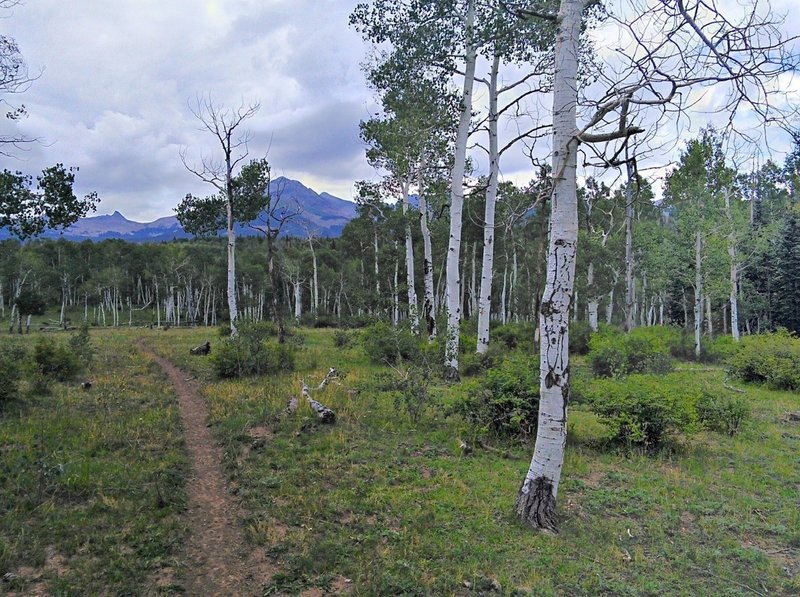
[694, 231, 704, 358]
[401, 179, 420, 334]
[293, 279, 302, 322]
[624, 155, 636, 333]
[418, 158, 437, 340]
[477, 53, 500, 354]
[587, 262, 599, 331]
[605, 285, 615, 324]
[268, 236, 286, 343]
[517, 0, 580, 531]
[724, 191, 741, 342]
[705, 293, 713, 337]
[308, 236, 319, 317]
[444, 0, 476, 381]
[730, 258, 740, 341]
[226, 200, 238, 336]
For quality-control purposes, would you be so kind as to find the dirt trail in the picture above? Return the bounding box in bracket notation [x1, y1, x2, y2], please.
[141, 345, 276, 596]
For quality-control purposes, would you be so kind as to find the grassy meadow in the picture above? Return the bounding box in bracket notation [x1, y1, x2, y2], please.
[1, 324, 799, 595]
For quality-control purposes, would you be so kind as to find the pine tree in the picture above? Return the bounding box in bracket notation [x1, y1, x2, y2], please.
[772, 215, 800, 333]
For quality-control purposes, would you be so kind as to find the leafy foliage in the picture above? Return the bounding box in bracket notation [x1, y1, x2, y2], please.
[727, 330, 800, 391]
[0, 341, 25, 402]
[210, 323, 295, 378]
[696, 391, 750, 436]
[68, 323, 95, 367]
[362, 321, 419, 364]
[33, 337, 81, 381]
[450, 355, 539, 440]
[584, 374, 699, 448]
[588, 326, 674, 378]
[0, 165, 98, 239]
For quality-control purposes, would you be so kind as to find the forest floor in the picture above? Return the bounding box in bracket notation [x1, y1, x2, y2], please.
[1, 326, 799, 595]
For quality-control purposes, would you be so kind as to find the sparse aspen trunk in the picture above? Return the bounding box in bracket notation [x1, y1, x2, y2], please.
[226, 198, 238, 336]
[724, 191, 741, 341]
[401, 179, 420, 334]
[624, 158, 636, 333]
[477, 55, 500, 354]
[444, 0, 476, 381]
[308, 236, 319, 317]
[587, 262, 599, 331]
[418, 160, 437, 340]
[293, 279, 302, 321]
[516, 0, 581, 531]
[694, 231, 704, 358]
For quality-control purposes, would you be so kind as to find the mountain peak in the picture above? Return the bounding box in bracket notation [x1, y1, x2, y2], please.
[1, 177, 357, 242]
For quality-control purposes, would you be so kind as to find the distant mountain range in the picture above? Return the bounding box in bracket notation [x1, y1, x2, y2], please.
[2, 177, 357, 242]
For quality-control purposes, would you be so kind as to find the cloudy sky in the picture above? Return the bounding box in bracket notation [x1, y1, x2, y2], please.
[2, 0, 380, 221]
[2, 0, 798, 221]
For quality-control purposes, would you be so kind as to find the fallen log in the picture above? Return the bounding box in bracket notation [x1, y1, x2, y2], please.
[301, 380, 336, 424]
[190, 341, 211, 355]
[317, 367, 339, 391]
[285, 395, 299, 414]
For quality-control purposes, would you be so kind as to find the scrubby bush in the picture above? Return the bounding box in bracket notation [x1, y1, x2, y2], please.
[362, 321, 419, 364]
[569, 320, 593, 355]
[210, 324, 295, 378]
[0, 343, 25, 403]
[341, 315, 377, 329]
[33, 337, 81, 381]
[460, 345, 505, 377]
[450, 355, 539, 440]
[382, 363, 434, 423]
[588, 326, 673, 378]
[727, 331, 800, 391]
[492, 322, 535, 351]
[333, 329, 353, 348]
[68, 323, 94, 367]
[584, 374, 699, 447]
[696, 391, 750, 436]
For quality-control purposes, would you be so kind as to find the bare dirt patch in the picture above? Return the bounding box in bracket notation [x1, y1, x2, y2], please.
[141, 344, 278, 595]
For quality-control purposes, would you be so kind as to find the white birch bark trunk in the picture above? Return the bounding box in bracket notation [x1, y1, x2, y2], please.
[444, 0, 476, 380]
[293, 279, 302, 321]
[587, 263, 599, 331]
[624, 156, 636, 333]
[724, 191, 741, 342]
[730, 256, 740, 342]
[226, 198, 238, 336]
[401, 179, 420, 334]
[418, 159, 437, 339]
[477, 56, 501, 354]
[694, 230, 703, 358]
[309, 237, 319, 317]
[517, 0, 580, 531]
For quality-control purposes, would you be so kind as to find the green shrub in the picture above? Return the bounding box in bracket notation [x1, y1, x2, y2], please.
[333, 329, 353, 348]
[584, 374, 699, 448]
[588, 326, 673, 378]
[450, 355, 539, 440]
[569, 320, 592, 355]
[210, 325, 296, 379]
[362, 321, 420, 365]
[68, 323, 94, 367]
[492, 322, 535, 351]
[727, 331, 800, 391]
[33, 337, 81, 381]
[460, 345, 504, 377]
[0, 343, 25, 403]
[384, 363, 434, 423]
[696, 391, 750, 436]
